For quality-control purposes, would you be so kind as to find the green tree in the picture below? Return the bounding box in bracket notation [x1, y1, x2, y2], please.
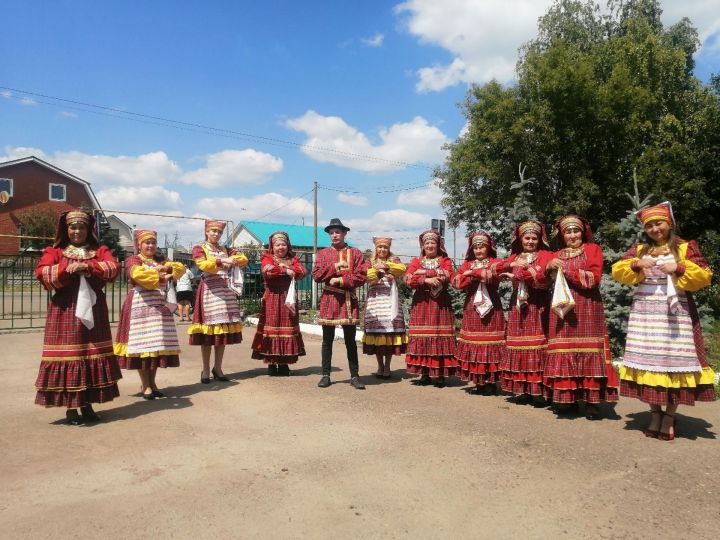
[438, 0, 720, 316]
[18, 207, 58, 250]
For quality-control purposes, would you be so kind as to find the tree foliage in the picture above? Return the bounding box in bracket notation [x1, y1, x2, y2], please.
[438, 0, 720, 259]
[18, 207, 58, 250]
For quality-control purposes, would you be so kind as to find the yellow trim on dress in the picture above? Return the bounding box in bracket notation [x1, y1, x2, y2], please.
[187, 322, 244, 335]
[362, 334, 408, 346]
[113, 343, 181, 357]
[620, 365, 716, 388]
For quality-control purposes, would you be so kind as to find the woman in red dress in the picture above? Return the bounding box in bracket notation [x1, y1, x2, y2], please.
[452, 231, 506, 395]
[404, 230, 457, 387]
[34, 210, 122, 425]
[188, 219, 248, 383]
[251, 231, 306, 375]
[114, 229, 186, 399]
[498, 220, 553, 404]
[544, 216, 619, 419]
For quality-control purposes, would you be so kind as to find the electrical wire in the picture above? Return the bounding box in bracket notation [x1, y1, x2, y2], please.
[1, 86, 437, 171]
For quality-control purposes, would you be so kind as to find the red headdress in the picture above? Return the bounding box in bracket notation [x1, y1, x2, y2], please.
[418, 229, 448, 257]
[553, 215, 594, 247]
[635, 202, 674, 227]
[267, 231, 295, 257]
[464, 231, 497, 261]
[204, 219, 227, 233]
[53, 209, 99, 248]
[510, 220, 549, 254]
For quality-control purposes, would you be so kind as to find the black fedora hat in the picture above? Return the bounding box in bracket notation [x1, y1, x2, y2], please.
[324, 218, 350, 233]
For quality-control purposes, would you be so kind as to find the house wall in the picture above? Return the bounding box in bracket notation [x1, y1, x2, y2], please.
[0, 161, 96, 254]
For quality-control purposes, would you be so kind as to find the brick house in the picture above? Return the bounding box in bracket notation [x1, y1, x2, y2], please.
[0, 156, 101, 255]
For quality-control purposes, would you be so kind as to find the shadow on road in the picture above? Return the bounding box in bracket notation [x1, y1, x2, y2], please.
[624, 411, 716, 440]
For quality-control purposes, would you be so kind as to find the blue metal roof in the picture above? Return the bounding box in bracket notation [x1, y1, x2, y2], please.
[238, 220, 353, 248]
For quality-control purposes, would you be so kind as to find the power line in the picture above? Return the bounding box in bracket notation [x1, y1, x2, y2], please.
[1, 85, 436, 171]
[319, 181, 430, 194]
[251, 188, 315, 222]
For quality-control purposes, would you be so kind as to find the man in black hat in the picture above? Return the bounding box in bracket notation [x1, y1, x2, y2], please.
[311, 218, 368, 389]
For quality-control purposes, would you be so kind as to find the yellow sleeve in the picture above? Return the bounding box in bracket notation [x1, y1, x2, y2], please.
[367, 267, 379, 284]
[169, 261, 187, 280]
[611, 259, 644, 286]
[231, 253, 249, 268]
[387, 261, 407, 278]
[676, 244, 713, 292]
[130, 265, 161, 290]
[196, 257, 218, 273]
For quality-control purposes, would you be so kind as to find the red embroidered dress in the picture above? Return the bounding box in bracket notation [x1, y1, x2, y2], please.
[543, 243, 619, 404]
[405, 255, 457, 377]
[188, 243, 248, 346]
[312, 245, 368, 325]
[35, 245, 122, 407]
[453, 258, 506, 385]
[251, 252, 307, 365]
[114, 255, 186, 370]
[498, 250, 553, 395]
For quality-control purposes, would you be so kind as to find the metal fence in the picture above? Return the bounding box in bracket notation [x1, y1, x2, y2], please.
[0, 251, 365, 331]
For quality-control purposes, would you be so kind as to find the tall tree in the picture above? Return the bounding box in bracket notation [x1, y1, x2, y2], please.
[438, 0, 720, 263]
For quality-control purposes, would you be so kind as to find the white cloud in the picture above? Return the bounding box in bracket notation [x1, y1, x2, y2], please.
[59, 111, 78, 119]
[180, 149, 283, 188]
[1, 90, 12, 99]
[20, 97, 37, 106]
[395, 0, 720, 92]
[285, 110, 449, 172]
[196, 193, 316, 222]
[361, 33, 385, 47]
[96, 186, 183, 212]
[0, 146, 183, 188]
[337, 193, 368, 206]
[397, 179, 442, 207]
[345, 209, 435, 257]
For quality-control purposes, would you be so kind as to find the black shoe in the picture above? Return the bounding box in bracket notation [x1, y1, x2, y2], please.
[80, 405, 100, 422]
[418, 374, 432, 386]
[585, 404, 602, 420]
[66, 409, 83, 426]
[201, 371, 211, 384]
[482, 383, 498, 396]
[211, 368, 230, 382]
[433, 376, 446, 388]
[350, 376, 365, 390]
[318, 375, 331, 388]
[278, 364, 290, 376]
[268, 364, 278, 376]
[151, 390, 165, 398]
[514, 393, 531, 405]
[142, 391, 155, 400]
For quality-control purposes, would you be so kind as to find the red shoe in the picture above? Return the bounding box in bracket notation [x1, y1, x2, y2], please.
[643, 410, 663, 438]
[657, 413, 677, 441]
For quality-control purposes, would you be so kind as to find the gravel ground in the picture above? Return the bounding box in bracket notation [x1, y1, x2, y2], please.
[0, 324, 718, 539]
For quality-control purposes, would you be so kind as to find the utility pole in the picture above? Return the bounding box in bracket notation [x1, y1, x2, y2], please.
[312, 181, 318, 309]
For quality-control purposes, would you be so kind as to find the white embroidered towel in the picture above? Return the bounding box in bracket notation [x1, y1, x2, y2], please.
[551, 269, 575, 319]
[285, 278, 296, 314]
[656, 254, 680, 314]
[228, 265, 244, 296]
[473, 282, 493, 317]
[75, 275, 97, 330]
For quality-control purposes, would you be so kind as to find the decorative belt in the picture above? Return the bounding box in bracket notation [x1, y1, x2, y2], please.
[323, 284, 356, 299]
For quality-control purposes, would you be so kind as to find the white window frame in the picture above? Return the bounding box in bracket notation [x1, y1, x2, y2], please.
[48, 183, 66, 202]
[0, 177, 13, 196]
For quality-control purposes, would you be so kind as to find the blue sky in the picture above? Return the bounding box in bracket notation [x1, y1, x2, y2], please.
[2, 0, 718, 257]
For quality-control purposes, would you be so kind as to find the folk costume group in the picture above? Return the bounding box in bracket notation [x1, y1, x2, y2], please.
[34, 205, 715, 441]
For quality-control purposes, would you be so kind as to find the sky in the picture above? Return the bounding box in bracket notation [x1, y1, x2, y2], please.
[1, 0, 719, 259]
